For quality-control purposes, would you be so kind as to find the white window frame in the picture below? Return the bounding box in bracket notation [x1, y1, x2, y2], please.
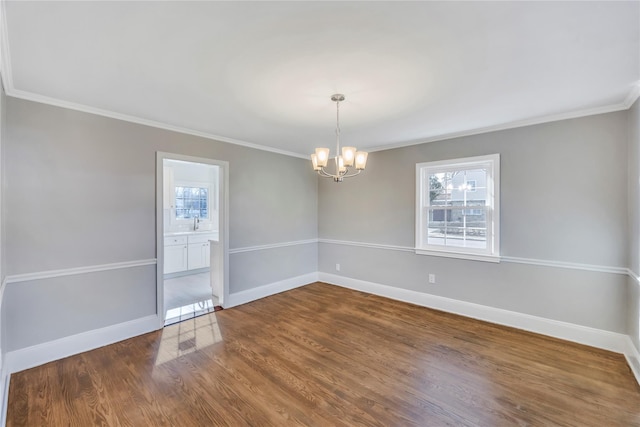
[415, 154, 500, 263]
[171, 180, 212, 226]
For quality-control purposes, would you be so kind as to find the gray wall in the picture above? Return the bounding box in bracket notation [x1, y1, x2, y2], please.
[231, 243, 317, 293]
[0, 85, 6, 364]
[319, 111, 629, 332]
[3, 97, 318, 351]
[628, 98, 640, 351]
[2, 92, 638, 354]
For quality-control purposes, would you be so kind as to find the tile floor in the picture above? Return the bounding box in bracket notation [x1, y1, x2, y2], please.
[164, 272, 219, 326]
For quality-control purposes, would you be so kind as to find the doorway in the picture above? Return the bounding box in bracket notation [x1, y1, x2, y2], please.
[156, 153, 229, 327]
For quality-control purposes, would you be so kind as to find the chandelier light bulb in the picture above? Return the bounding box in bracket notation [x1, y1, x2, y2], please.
[338, 156, 346, 172]
[342, 147, 356, 167]
[315, 148, 330, 168]
[311, 153, 321, 171]
[355, 151, 368, 170]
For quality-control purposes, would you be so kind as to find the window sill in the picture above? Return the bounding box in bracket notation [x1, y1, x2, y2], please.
[415, 248, 501, 263]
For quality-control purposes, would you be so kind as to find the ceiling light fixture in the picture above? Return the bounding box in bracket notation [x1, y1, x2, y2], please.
[310, 94, 368, 182]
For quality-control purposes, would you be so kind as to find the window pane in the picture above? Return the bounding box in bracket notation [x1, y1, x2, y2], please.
[428, 173, 451, 206]
[426, 208, 487, 249]
[426, 170, 489, 207]
[174, 186, 209, 220]
[447, 168, 487, 207]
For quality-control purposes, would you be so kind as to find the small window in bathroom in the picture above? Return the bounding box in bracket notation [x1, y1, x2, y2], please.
[175, 186, 209, 220]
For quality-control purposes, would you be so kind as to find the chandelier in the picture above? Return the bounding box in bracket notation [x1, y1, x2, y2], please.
[310, 94, 368, 182]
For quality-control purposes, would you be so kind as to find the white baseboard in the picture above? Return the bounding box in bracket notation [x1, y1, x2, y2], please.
[624, 337, 640, 386]
[0, 373, 8, 427]
[2, 271, 319, 375]
[0, 277, 5, 427]
[4, 314, 160, 375]
[225, 272, 318, 308]
[319, 273, 629, 354]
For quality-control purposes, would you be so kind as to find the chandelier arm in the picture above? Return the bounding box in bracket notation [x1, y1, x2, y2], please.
[318, 168, 335, 178]
[316, 167, 361, 180]
[340, 169, 362, 179]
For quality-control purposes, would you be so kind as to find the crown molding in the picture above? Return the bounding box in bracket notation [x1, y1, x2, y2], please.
[0, 0, 637, 161]
[0, 12, 307, 163]
[7, 84, 635, 160]
[623, 84, 640, 109]
[369, 88, 640, 153]
[5, 88, 309, 159]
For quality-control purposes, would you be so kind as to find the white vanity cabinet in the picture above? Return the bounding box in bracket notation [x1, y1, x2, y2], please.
[187, 233, 212, 270]
[163, 235, 188, 274]
[164, 232, 216, 274]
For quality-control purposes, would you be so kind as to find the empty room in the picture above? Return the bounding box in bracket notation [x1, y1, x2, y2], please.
[0, 1, 639, 425]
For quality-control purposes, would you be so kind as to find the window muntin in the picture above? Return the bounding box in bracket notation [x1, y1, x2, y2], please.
[416, 154, 499, 261]
[175, 186, 209, 220]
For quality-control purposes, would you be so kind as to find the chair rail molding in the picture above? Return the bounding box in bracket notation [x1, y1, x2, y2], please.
[4, 259, 158, 284]
[229, 239, 318, 254]
[318, 239, 628, 276]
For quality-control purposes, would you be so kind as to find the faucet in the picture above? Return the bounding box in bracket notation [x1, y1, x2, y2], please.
[193, 215, 200, 231]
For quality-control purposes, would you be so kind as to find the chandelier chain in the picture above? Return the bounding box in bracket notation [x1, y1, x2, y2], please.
[335, 97, 341, 167]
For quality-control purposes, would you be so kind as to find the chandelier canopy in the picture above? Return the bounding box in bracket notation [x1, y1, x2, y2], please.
[310, 94, 368, 182]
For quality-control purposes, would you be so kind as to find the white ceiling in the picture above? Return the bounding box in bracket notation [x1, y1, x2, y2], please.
[2, 1, 639, 158]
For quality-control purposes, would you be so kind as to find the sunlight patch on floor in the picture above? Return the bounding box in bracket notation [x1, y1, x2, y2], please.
[156, 311, 224, 366]
[164, 298, 217, 326]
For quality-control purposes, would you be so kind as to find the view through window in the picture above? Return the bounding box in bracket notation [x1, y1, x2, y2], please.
[175, 186, 209, 220]
[416, 154, 500, 261]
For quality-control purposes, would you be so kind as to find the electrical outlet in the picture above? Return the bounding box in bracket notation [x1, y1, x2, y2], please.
[428, 274, 436, 284]
[336, 263, 341, 271]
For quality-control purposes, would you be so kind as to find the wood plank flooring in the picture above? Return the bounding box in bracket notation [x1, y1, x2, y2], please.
[7, 282, 640, 426]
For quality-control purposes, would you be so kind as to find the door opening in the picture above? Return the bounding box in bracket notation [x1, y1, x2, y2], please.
[156, 153, 229, 327]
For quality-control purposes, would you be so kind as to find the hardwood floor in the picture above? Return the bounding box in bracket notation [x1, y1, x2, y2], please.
[7, 282, 640, 426]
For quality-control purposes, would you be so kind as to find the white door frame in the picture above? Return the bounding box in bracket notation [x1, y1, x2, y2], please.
[155, 152, 230, 328]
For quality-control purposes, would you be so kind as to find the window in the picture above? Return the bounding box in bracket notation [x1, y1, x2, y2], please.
[175, 186, 209, 220]
[415, 154, 500, 262]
